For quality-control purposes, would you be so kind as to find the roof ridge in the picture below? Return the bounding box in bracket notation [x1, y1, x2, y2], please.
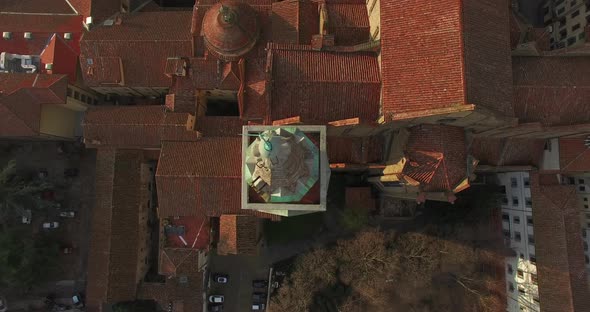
[562, 146, 590, 171]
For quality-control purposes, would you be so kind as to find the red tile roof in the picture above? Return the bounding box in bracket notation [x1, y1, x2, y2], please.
[268, 44, 380, 123]
[380, 0, 513, 119]
[470, 137, 546, 167]
[559, 138, 590, 172]
[0, 14, 83, 32]
[327, 136, 383, 164]
[80, 11, 193, 87]
[271, 0, 318, 45]
[40, 34, 80, 83]
[530, 173, 590, 312]
[404, 125, 467, 192]
[156, 139, 279, 220]
[196, 116, 244, 137]
[325, 3, 370, 45]
[513, 56, 590, 126]
[68, 0, 119, 24]
[86, 149, 144, 310]
[0, 73, 68, 138]
[218, 215, 258, 255]
[82, 105, 201, 148]
[0, 0, 76, 14]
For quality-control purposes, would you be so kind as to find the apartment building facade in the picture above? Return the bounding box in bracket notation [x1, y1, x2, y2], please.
[543, 0, 590, 49]
[499, 172, 540, 312]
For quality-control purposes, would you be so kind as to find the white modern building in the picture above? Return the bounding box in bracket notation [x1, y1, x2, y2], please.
[562, 174, 590, 272]
[542, 0, 590, 49]
[499, 172, 540, 312]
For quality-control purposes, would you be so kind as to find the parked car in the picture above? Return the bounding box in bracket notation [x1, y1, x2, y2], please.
[59, 211, 76, 218]
[0, 296, 7, 312]
[208, 295, 224, 304]
[213, 273, 229, 284]
[72, 293, 85, 308]
[252, 280, 268, 288]
[42, 222, 59, 229]
[209, 304, 223, 312]
[21, 209, 32, 224]
[251, 292, 267, 302]
[252, 303, 266, 311]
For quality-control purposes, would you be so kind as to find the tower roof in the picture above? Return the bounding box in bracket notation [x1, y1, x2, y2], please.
[202, 0, 260, 61]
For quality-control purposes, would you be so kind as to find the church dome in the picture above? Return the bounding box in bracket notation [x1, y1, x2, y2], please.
[202, 0, 260, 61]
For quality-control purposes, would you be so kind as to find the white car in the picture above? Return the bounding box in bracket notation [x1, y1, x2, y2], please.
[208, 295, 224, 304]
[43, 222, 59, 229]
[59, 211, 75, 218]
[252, 303, 265, 311]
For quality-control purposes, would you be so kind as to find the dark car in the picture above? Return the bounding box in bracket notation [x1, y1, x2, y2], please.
[252, 292, 267, 302]
[209, 304, 223, 312]
[252, 280, 268, 288]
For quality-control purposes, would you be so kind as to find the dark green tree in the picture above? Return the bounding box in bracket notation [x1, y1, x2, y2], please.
[0, 230, 59, 291]
[0, 160, 53, 228]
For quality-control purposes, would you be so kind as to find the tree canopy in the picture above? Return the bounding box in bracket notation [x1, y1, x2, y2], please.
[0, 229, 60, 291]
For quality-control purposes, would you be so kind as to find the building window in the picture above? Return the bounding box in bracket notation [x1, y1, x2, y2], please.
[517, 269, 524, 278]
[502, 214, 510, 221]
[524, 177, 530, 187]
[67, 87, 72, 97]
[503, 230, 510, 239]
[525, 198, 533, 208]
[580, 185, 586, 191]
[573, 23, 581, 31]
[508, 282, 515, 292]
[584, 204, 589, 209]
[93, 99, 98, 105]
[74, 91, 80, 100]
[584, 229, 587, 238]
[513, 216, 521, 224]
[558, 7, 566, 14]
[559, 18, 567, 27]
[531, 273, 538, 284]
[584, 242, 588, 251]
[513, 197, 519, 206]
[81, 94, 86, 102]
[528, 235, 535, 245]
[518, 287, 526, 294]
[580, 179, 585, 184]
[569, 177, 576, 185]
[86, 97, 92, 104]
[511, 177, 518, 188]
[527, 216, 534, 226]
[560, 29, 568, 39]
[586, 255, 589, 264]
[507, 264, 513, 274]
[572, 10, 580, 18]
[530, 255, 536, 264]
[500, 186, 506, 194]
[584, 197, 588, 202]
[502, 197, 508, 205]
[514, 231, 522, 242]
[568, 36, 577, 46]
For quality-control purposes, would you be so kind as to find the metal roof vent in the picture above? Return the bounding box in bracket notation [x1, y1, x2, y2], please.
[584, 136, 590, 148]
[23, 32, 32, 39]
[64, 32, 72, 40]
[103, 19, 114, 26]
[45, 63, 53, 70]
[2, 32, 11, 39]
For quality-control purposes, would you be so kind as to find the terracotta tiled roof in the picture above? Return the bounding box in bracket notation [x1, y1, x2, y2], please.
[0, 0, 76, 14]
[470, 137, 545, 167]
[80, 11, 193, 87]
[0, 73, 68, 138]
[327, 136, 383, 164]
[530, 173, 590, 312]
[218, 215, 258, 255]
[403, 125, 467, 192]
[156, 139, 279, 220]
[513, 56, 590, 126]
[68, 0, 119, 24]
[380, 0, 512, 119]
[268, 44, 380, 123]
[40, 34, 80, 83]
[82, 105, 201, 148]
[196, 116, 244, 137]
[271, 0, 318, 45]
[0, 14, 83, 32]
[559, 138, 590, 172]
[86, 149, 144, 310]
[325, 3, 370, 45]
